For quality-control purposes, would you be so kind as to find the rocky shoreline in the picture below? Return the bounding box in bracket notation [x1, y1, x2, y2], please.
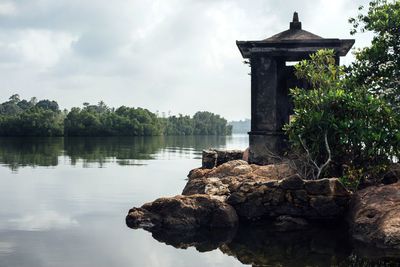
[126, 149, 400, 257]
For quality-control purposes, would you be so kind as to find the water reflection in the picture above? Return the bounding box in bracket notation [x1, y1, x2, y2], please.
[0, 138, 62, 170]
[129, 221, 400, 266]
[0, 136, 242, 170]
[150, 227, 237, 253]
[221, 223, 351, 267]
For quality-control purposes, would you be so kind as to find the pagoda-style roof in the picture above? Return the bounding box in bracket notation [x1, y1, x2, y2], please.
[264, 12, 322, 41]
[237, 12, 355, 60]
[264, 28, 322, 42]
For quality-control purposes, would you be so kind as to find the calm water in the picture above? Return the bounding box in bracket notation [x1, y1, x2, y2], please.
[0, 135, 398, 267]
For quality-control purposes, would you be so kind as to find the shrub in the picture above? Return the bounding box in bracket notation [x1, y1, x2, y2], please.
[285, 49, 400, 187]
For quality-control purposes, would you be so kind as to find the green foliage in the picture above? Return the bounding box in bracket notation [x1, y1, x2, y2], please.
[0, 96, 231, 137]
[193, 111, 232, 135]
[161, 114, 194, 135]
[349, 0, 400, 107]
[285, 49, 400, 184]
[64, 104, 163, 136]
[0, 95, 64, 137]
[36, 100, 59, 112]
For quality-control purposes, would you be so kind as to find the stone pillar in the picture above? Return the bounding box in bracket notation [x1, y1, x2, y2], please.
[249, 133, 287, 165]
[248, 55, 289, 165]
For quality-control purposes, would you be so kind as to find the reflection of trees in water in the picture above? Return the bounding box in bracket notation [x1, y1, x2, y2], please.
[64, 137, 161, 167]
[157, 136, 230, 160]
[0, 137, 63, 171]
[0, 136, 228, 170]
[133, 222, 400, 267]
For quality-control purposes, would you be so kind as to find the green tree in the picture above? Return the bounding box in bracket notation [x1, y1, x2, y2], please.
[36, 99, 60, 112]
[0, 95, 64, 137]
[8, 94, 20, 104]
[193, 111, 232, 135]
[349, 0, 400, 107]
[0, 97, 231, 137]
[285, 49, 400, 186]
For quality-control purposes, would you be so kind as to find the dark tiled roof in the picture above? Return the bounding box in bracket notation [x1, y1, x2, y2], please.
[264, 28, 322, 41]
[264, 12, 322, 41]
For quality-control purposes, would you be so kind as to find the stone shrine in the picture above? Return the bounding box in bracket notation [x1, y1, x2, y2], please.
[236, 12, 355, 164]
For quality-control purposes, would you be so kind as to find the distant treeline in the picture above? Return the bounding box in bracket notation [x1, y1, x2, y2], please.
[0, 95, 232, 136]
[229, 119, 250, 134]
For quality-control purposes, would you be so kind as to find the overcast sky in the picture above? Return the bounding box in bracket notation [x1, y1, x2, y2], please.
[0, 0, 372, 120]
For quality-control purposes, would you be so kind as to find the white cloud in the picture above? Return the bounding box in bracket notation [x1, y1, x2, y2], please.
[0, 29, 76, 72]
[0, 0, 373, 120]
[0, 2, 17, 16]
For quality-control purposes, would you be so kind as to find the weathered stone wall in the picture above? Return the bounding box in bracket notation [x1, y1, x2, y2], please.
[187, 160, 351, 221]
[227, 175, 350, 220]
[202, 149, 244, 169]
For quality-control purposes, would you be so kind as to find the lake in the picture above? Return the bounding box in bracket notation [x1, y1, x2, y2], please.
[0, 135, 398, 267]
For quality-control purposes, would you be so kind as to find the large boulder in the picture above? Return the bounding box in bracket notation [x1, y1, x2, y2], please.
[182, 177, 232, 201]
[204, 160, 254, 178]
[349, 182, 400, 249]
[184, 160, 297, 201]
[126, 194, 238, 230]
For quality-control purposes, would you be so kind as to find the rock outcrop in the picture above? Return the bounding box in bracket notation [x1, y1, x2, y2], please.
[126, 194, 238, 230]
[190, 159, 295, 180]
[202, 149, 244, 169]
[183, 160, 351, 221]
[126, 150, 400, 262]
[349, 182, 400, 249]
[183, 160, 296, 201]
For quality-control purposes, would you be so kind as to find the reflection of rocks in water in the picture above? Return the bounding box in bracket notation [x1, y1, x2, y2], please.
[343, 256, 400, 267]
[150, 227, 236, 252]
[220, 222, 352, 267]
[350, 239, 400, 265]
[126, 194, 238, 252]
[129, 218, 400, 266]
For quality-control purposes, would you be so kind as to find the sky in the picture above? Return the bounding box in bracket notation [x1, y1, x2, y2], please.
[0, 0, 373, 121]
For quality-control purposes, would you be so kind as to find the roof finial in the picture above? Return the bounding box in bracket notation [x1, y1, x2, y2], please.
[290, 12, 302, 30]
[293, 12, 299, 22]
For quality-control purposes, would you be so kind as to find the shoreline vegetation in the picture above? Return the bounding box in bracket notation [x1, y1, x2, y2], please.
[0, 95, 232, 137]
